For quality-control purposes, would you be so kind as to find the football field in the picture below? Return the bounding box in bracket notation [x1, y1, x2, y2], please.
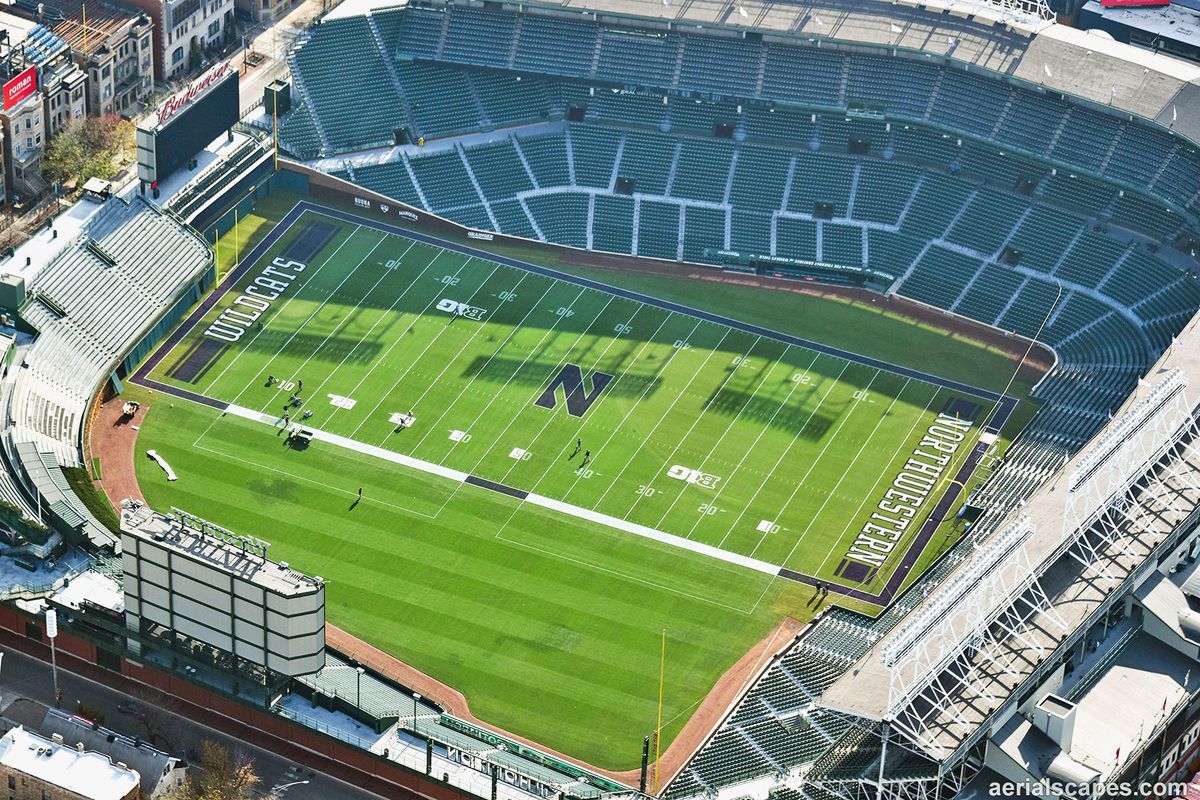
[131, 201, 1015, 765]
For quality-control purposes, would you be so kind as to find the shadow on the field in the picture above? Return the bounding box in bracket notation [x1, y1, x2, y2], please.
[245, 474, 300, 502]
[460, 351, 664, 398]
[701, 360, 918, 437]
[704, 384, 839, 439]
[169, 330, 388, 385]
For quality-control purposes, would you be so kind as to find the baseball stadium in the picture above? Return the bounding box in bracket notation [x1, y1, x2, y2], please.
[2, 0, 1200, 798]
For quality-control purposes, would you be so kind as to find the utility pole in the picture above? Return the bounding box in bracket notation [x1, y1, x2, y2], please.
[45, 609, 59, 707]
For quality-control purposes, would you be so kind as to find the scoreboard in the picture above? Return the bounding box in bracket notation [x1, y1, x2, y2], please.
[137, 63, 240, 187]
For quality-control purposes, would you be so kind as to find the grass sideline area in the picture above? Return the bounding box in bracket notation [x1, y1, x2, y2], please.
[124, 196, 1037, 770]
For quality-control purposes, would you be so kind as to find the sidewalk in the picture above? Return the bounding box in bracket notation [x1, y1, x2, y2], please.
[234, 0, 331, 116]
[0, 631, 390, 800]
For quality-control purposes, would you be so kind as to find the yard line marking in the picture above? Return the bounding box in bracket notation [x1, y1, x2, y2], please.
[809, 384, 942, 583]
[394, 270, 539, 436]
[619, 333, 758, 525]
[201, 221, 365, 396]
[404, 271, 554, 453]
[297, 245, 451, 426]
[228, 230, 389, 411]
[705, 355, 820, 551]
[429, 285, 596, 516]
[346, 259, 502, 441]
[653, 341, 790, 531]
[253, 236, 413, 417]
[298, 200, 1005, 404]
[522, 310, 673, 498]
[685, 349, 819, 545]
[493, 301, 640, 488]
[595, 328, 734, 515]
[219, 401, 778, 582]
[330, 254, 490, 431]
[748, 370, 885, 559]
[556, 317, 702, 505]
[718, 360, 850, 550]
[453, 287, 594, 474]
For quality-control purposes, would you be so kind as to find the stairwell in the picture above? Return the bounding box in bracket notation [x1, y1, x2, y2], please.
[510, 136, 540, 189]
[366, 13, 418, 140]
[434, 11, 449, 58]
[1045, 107, 1073, 153]
[456, 144, 500, 230]
[922, 70, 944, 121]
[988, 91, 1016, 141]
[1098, 129, 1125, 174]
[285, 43, 334, 156]
[401, 154, 431, 210]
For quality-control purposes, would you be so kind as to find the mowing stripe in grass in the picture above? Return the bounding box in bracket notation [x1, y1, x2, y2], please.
[201, 219, 368, 396]
[345, 259, 503, 440]
[748, 370, 883, 559]
[700, 352, 817, 545]
[593, 326, 730, 514]
[219, 397, 779, 577]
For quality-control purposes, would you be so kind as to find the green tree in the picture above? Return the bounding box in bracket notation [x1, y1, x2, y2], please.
[164, 740, 261, 800]
[43, 115, 136, 187]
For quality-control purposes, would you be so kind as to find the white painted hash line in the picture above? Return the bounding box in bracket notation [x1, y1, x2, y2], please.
[223, 402, 779, 577]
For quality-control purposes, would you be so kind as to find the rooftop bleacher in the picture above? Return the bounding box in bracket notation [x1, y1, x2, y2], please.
[5, 196, 211, 469]
[279, 7, 1200, 794]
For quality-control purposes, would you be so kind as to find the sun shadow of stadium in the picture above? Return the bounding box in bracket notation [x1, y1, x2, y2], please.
[702, 380, 842, 440]
[460, 342, 664, 398]
[164, 331, 387, 384]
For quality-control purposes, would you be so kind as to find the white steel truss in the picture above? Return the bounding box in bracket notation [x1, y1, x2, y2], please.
[878, 515, 1065, 762]
[1062, 370, 1200, 573]
[870, 371, 1200, 763]
[804, 723, 980, 800]
[878, 515, 1066, 760]
[954, 0, 1055, 22]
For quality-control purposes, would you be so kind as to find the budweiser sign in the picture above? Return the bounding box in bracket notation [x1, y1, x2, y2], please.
[156, 62, 232, 127]
[3, 66, 37, 111]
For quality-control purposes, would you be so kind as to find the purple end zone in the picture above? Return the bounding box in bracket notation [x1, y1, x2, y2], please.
[775, 393, 1019, 605]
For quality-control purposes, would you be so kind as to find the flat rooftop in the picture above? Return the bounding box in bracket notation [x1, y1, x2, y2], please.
[1083, 0, 1200, 46]
[0, 725, 140, 800]
[819, 311, 1200, 756]
[120, 504, 322, 597]
[993, 631, 1194, 780]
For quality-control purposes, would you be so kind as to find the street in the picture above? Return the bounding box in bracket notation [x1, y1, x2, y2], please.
[0, 646, 384, 800]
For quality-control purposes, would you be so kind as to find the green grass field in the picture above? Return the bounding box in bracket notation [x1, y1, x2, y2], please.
[128, 201, 1028, 769]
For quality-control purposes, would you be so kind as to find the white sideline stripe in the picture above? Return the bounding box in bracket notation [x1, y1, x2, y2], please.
[221, 402, 776, 576]
[223, 403, 469, 483]
[525, 494, 779, 575]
